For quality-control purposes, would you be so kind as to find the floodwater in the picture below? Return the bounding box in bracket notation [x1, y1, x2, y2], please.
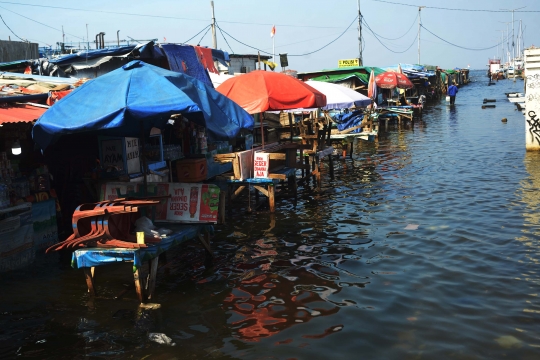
[1, 70, 540, 359]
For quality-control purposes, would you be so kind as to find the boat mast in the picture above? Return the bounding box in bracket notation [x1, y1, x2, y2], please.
[418, 6, 425, 65]
[358, 0, 363, 66]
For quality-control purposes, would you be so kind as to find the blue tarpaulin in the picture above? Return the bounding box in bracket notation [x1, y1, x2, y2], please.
[160, 44, 212, 87]
[332, 110, 364, 133]
[48, 45, 137, 66]
[32, 60, 254, 150]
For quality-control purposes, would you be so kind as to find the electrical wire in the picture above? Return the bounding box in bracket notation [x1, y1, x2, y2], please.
[216, 16, 359, 57]
[0, 12, 25, 41]
[0, 5, 84, 40]
[362, 17, 418, 53]
[365, 12, 418, 41]
[0, 1, 345, 29]
[372, 0, 539, 13]
[288, 15, 358, 56]
[421, 24, 502, 51]
[259, 28, 356, 52]
[182, 25, 211, 45]
[197, 26, 211, 46]
[215, 24, 272, 55]
[216, 21, 234, 54]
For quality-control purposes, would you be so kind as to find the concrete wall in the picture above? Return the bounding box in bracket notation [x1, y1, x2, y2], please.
[524, 48, 540, 151]
[229, 57, 257, 75]
[0, 40, 38, 62]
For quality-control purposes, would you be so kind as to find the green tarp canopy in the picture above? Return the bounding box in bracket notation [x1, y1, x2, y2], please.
[311, 72, 369, 84]
[308, 66, 385, 85]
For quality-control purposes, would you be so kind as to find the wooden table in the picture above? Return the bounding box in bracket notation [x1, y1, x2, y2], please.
[71, 224, 213, 303]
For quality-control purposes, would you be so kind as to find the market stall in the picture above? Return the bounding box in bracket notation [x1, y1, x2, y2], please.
[215, 70, 329, 210]
[0, 104, 60, 272]
[33, 60, 253, 302]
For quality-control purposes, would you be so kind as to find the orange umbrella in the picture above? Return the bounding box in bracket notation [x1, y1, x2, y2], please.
[216, 70, 326, 114]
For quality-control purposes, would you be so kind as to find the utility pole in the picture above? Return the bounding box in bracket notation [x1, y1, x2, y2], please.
[86, 24, 89, 50]
[357, 0, 362, 66]
[418, 6, 425, 65]
[210, 1, 217, 49]
[210, 1, 219, 72]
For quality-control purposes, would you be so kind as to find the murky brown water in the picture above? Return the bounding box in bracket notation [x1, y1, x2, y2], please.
[2, 71, 540, 359]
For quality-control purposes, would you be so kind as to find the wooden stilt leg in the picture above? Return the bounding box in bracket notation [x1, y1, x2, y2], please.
[200, 232, 214, 268]
[146, 257, 159, 301]
[349, 143, 353, 159]
[268, 184, 275, 213]
[328, 153, 334, 179]
[84, 267, 96, 297]
[304, 156, 310, 184]
[227, 184, 232, 217]
[218, 190, 226, 224]
[134, 268, 145, 303]
[316, 157, 321, 190]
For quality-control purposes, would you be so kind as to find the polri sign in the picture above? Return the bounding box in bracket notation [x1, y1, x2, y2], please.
[338, 59, 359, 68]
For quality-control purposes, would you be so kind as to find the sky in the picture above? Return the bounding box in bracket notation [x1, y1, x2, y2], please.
[0, 0, 538, 72]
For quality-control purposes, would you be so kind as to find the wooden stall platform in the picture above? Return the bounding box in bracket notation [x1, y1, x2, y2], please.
[71, 224, 213, 303]
[214, 143, 302, 213]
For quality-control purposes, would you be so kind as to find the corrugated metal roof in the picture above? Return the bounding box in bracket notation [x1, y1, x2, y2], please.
[0, 104, 47, 124]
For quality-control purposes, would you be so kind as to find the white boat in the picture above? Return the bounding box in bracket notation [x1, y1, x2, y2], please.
[507, 92, 523, 98]
[508, 96, 525, 103]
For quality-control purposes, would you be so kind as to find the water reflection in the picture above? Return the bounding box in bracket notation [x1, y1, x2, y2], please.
[217, 212, 369, 343]
[518, 152, 540, 256]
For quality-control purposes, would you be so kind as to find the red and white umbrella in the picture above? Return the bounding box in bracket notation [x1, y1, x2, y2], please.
[375, 71, 414, 89]
[367, 69, 377, 100]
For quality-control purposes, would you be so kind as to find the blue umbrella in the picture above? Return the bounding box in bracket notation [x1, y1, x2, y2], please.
[33, 60, 253, 150]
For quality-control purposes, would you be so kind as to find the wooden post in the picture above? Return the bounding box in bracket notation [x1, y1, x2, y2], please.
[83, 267, 96, 297]
[227, 184, 232, 217]
[288, 112, 294, 142]
[140, 121, 148, 196]
[268, 184, 275, 213]
[134, 268, 145, 303]
[218, 189, 226, 224]
[328, 153, 334, 179]
[146, 257, 159, 301]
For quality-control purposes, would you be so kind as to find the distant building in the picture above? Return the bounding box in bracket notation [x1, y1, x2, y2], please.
[227, 54, 272, 75]
[0, 40, 38, 62]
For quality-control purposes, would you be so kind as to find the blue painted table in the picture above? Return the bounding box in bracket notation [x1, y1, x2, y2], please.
[71, 224, 213, 303]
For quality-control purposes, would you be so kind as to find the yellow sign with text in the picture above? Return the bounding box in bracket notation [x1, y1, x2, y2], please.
[338, 59, 359, 68]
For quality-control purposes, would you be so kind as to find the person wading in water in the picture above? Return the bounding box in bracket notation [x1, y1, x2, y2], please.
[448, 82, 458, 105]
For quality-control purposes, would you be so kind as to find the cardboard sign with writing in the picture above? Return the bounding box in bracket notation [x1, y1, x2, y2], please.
[101, 139, 124, 171]
[124, 137, 141, 174]
[254, 153, 269, 178]
[100, 182, 219, 223]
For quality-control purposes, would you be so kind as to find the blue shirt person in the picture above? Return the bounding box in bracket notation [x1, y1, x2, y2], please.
[448, 83, 458, 105]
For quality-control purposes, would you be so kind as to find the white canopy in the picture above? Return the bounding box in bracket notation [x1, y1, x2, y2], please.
[305, 80, 371, 109]
[209, 72, 234, 88]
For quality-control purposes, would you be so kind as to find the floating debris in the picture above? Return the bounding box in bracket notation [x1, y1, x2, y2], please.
[148, 333, 176, 346]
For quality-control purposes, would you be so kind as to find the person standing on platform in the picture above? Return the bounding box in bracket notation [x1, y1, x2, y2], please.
[448, 82, 458, 105]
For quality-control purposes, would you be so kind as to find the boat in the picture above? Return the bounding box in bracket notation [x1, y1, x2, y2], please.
[487, 58, 501, 78]
[506, 92, 523, 97]
[508, 96, 525, 103]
